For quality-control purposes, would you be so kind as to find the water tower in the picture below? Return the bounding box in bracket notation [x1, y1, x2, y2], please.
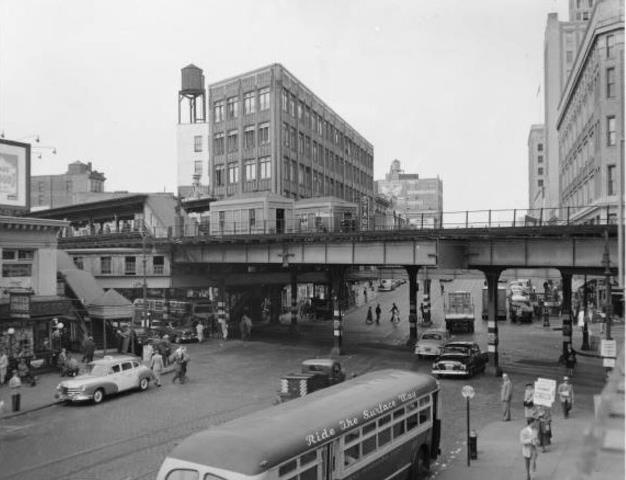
[178, 64, 206, 124]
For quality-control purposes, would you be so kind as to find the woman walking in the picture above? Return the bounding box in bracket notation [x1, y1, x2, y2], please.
[366, 306, 373, 325]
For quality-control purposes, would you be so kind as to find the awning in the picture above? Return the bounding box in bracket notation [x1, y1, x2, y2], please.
[87, 289, 133, 319]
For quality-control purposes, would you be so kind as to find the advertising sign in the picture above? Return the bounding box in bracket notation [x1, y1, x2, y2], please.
[533, 378, 556, 407]
[0, 139, 30, 212]
[601, 339, 617, 368]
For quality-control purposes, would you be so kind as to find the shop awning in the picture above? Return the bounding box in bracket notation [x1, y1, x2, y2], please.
[87, 289, 133, 319]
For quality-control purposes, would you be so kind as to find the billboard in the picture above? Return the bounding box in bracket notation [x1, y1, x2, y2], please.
[0, 139, 30, 213]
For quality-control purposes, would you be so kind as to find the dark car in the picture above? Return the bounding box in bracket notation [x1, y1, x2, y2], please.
[431, 341, 489, 378]
[276, 359, 345, 403]
[149, 321, 198, 344]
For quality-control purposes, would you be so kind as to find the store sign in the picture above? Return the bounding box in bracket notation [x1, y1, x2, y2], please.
[9, 292, 31, 319]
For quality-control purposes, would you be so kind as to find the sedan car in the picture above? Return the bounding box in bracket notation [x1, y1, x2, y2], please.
[56, 355, 154, 404]
[414, 329, 450, 358]
[431, 341, 489, 378]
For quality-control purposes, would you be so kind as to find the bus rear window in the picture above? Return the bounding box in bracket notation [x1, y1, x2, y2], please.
[165, 470, 198, 480]
[278, 460, 297, 476]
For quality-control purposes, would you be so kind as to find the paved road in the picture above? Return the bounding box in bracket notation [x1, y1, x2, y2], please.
[0, 277, 610, 480]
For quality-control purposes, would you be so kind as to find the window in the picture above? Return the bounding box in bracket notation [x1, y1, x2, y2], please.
[121, 362, 133, 371]
[606, 34, 615, 57]
[537, 143, 543, 152]
[244, 160, 256, 181]
[607, 68, 615, 98]
[258, 122, 270, 145]
[125, 256, 136, 275]
[258, 87, 270, 111]
[249, 209, 256, 229]
[227, 163, 239, 184]
[1, 249, 34, 278]
[214, 165, 225, 186]
[213, 100, 224, 122]
[65, 180, 73, 193]
[243, 92, 256, 115]
[582, 11, 589, 20]
[213, 133, 225, 155]
[244, 126, 255, 150]
[281, 89, 288, 112]
[227, 130, 239, 153]
[290, 127, 297, 150]
[289, 95, 296, 117]
[193, 135, 202, 152]
[538, 179, 544, 187]
[298, 133, 304, 154]
[38, 181, 44, 192]
[194, 160, 203, 176]
[566, 50, 573, 63]
[73, 256, 84, 270]
[299, 164, 305, 185]
[283, 123, 290, 147]
[153, 256, 164, 274]
[418, 406, 431, 424]
[297, 101, 303, 120]
[608, 164, 616, 196]
[538, 167, 544, 175]
[538, 155, 543, 163]
[607, 116, 616, 146]
[100, 256, 111, 274]
[259, 156, 271, 179]
[227, 97, 239, 118]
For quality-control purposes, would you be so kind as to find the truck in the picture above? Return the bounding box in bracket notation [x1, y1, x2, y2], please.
[276, 358, 345, 403]
[444, 291, 475, 333]
[509, 293, 534, 323]
[481, 284, 507, 320]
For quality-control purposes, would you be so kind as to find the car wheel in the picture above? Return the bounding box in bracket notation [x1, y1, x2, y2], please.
[139, 377, 149, 391]
[410, 445, 430, 479]
[93, 388, 105, 404]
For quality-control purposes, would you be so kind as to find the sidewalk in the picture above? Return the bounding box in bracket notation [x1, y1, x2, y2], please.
[433, 413, 593, 480]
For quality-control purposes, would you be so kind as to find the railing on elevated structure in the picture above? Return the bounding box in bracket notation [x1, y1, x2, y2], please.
[56, 204, 620, 241]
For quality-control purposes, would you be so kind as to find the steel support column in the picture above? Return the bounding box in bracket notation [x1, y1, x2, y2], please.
[405, 266, 419, 346]
[290, 267, 298, 333]
[484, 269, 503, 376]
[329, 266, 345, 356]
[581, 274, 590, 350]
[560, 271, 573, 358]
[423, 276, 432, 325]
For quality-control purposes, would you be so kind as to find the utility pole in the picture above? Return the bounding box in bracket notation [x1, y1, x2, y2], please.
[602, 230, 613, 340]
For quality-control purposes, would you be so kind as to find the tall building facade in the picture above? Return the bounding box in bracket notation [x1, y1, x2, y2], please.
[528, 125, 547, 210]
[177, 64, 209, 199]
[557, 0, 624, 223]
[30, 161, 105, 210]
[207, 64, 374, 205]
[543, 5, 590, 211]
[376, 160, 443, 227]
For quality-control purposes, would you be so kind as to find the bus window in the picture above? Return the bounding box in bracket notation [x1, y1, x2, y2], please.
[362, 422, 375, 435]
[393, 420, 406, 438]
[300, 450, 317, 465]
[419, 406, 432, 424]
[407, 412, 418, 430]
[165, 470, 198, 480]
[299, 467, 317, 480]
[344, 444, 360, 467]
[378, 414, 391, 426]
[378, 427, 391, 446]
[362, 435, 377, 456]
[345, 431, 360, 443]
[393, 407, 405, 419]
[278, 459, 297, 476]
[419, 395, 430, 407]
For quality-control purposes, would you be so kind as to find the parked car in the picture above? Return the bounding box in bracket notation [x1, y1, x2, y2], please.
[149, 321, 198, 344]
[276, 358, 345, 403]
[55, 355, 154, 404]
[414, 328, 450, 358]
[431, 341, 489, 378]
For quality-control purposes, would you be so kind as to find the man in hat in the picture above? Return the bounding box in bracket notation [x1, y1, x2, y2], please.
[500, 373, 513, 421]
[557, 376, 574, 418]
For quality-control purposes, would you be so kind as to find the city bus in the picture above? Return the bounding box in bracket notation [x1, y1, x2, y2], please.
[156, 369, 441, 480]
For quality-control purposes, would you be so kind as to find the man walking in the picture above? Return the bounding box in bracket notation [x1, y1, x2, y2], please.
[150, 350, 164, 387]
[500, 373, 513, 421]
[557, 376, 574, 418]
[83, 336, 96, 363]
[196, 322, 205, 343]
[9, 370, 21, 412]
[520, 419, 539, 480]
[375, 304, 381, 325]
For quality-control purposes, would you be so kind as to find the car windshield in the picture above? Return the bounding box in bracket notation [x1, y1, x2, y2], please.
[421, 333, 442, 341]
[442, 345, 470, 354]
[86, 364, 109, 376]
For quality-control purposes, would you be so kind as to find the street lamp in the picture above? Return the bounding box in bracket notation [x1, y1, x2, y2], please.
[461, 385, 476, 466]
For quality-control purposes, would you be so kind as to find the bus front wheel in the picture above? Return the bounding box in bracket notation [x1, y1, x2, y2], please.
[409, 446, 430, 480]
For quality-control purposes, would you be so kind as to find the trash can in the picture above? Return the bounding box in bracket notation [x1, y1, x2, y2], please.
[469, 430, 478, 459]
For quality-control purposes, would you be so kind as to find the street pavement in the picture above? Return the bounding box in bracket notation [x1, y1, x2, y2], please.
[0, 274, 620, 479]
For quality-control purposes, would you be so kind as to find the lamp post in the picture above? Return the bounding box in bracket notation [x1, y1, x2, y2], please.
[461, 385, 475, 467]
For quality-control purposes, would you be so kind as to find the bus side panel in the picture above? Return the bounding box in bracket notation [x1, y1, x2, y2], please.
[431, 391, 441, 459]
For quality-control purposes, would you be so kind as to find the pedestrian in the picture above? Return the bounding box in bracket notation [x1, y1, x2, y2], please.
[57, 348, 68, 376]
[363, 288, 368, 303]
[390, 303, 399, 324]
[500, 373, 513, 421]
[171, 348, 185, 384]
[533, 404, 552, 452]
[150, 350, 164, 387]
[375, 304, 381, 325]
[64, 353, 80, 377]
[0, 350, 8, 385]
[564, 344, 577, 377]
[523, 383, 535, 423]
[17, 359, 36, 387]
[196, 322, 205, 343]
[9, 370, 21, 412]
[82, 336, 95, 363]
[218, 316, 229, 340]
[520, 419, 539, 480]
[240, 311, 252, 340]
[365, 306, 373, 325]
[557, 376, 574, 418]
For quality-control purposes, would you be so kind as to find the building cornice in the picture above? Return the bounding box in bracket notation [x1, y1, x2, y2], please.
[0, 215, 69, 231]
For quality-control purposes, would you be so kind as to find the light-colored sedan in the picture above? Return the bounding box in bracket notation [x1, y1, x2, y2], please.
[414, 329, 450, 358]
[56, 355, 154, 404]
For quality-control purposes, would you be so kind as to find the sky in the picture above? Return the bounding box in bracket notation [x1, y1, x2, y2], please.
[0, 0, 569, 211]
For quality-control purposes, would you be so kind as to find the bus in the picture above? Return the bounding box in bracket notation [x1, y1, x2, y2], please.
[156, 369, 441, 480]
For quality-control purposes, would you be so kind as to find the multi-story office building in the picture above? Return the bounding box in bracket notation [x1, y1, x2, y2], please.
[177, 64, 210, 199]
[30, 161, 106, 211]
[557, 0, 624, 223]
[207, 64, 374, 207]
[376, 160, 443, 227]
[528, 125, 547, 211]
[543, 3, 592, 211]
